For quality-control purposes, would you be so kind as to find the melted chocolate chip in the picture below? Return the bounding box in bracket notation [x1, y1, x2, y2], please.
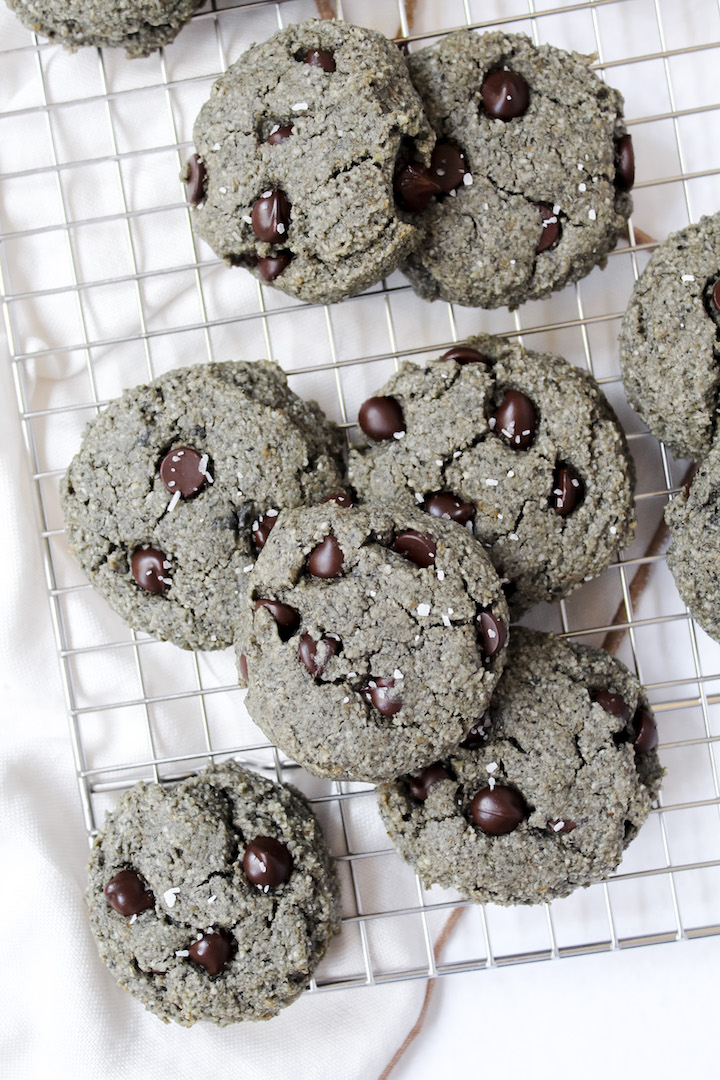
[615, 134, 635, 191]
[254, 599, 300, 640]
[460, 717, 490, 749]
[251, 188, 291, 244]
[409, 763, 451, 801]
[633, 707, 659, 753]
[305, 48, 336, 72]
[252, 511, 278, 552]
[439, 345, 492, 366]
[188, 931, 234, 976]
[358, 395, 406, 441]
[159, 447, 208, 498]
[551, 463, 585, 517]
[393, 162, 441, 212]
[184, 154, 207, 205]
[243, 836, 293, 888]
[238, 653, 248, 681]
[592, 688, 633, 725]
[394, 530, 437, 568]
[268, 124, 293, 145]
[363, 676, 402, 717]
[491, 389, 538, 451]
[131, 548, 170, 594]
[469, 784, 528, 835]
[429, 142, 466, 193]
[298, 632, 341, 677]
[423, 491, 475, 525]
[481, 69, 530, 121]
[321, 491, 355, 508]
[104, 869, 154, 916]
[536, 203, 561, 253]
[548, 818, 577, 834]
[307, 534, 344, 578]
[257, 251, 292, 281]
[476, 610, 508, 659]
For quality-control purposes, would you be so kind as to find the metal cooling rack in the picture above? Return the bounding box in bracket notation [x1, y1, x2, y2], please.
[2, 0, 720, 994]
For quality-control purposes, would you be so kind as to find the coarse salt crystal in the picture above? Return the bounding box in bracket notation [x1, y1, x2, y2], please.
[415, 492, 424, 503]
[463, 173, 473, 186]
[453, 450, 462, 458]
[242, 215, 252, 225]
[198, 454, 213, 482]
[509, 533, 519, 541]
[219, 187, 227, 194]
[208, 895, 217, 903]
[212, 142, 220, 151]
[682, 274, 695, 282]
[342, 696, 350, 704]
[610, 525, 617, 535]
[435, 459, 444, 466]
[243, 564, 253, 573]
[578, 182, 586, 192]
[485, 478, 499, 486]
[277, 223, 286, 234]
[486, 761, 498, 773]
[261, 189, 272, 199]
[292, 101, 309, 111]
[393, 669, 404, 680]
[507, 469, 515, 478]
[442, 614, 451, 627]
[417, 603, 431, 617]
[488, 777, 496, 790]
[167, 490, 181, 513]
[553, 203, 561, 215]
[393, 430, 405, 439]
[266, 508, 279, 517]
[164, 888, 180, 908]
[129, 914, 138, 925]
[588, 208, 596, 221]
[175, 950, 190, 957]
[552, 821, 565, 832]
[436, 569, 445, 581]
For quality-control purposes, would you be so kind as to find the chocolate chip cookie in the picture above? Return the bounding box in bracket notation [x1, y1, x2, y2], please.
[619, 211, 720, 461]
[61, 360, 345, 651]
[348, 334, 635, 615]
[87, 761, 340, 1025]
[377, 628, 663, 906]
[399, 29, 633, 308]
[236, 499, 509, 783]
[188, 18, 434, 305]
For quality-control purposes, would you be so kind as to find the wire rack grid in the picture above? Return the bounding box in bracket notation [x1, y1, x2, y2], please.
[2, 0, 720, 995]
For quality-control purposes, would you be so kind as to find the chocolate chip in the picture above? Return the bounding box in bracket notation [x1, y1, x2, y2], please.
[363, 676, 402, 716]
[394, 530, 437, 568]
[358, 395, 406, 441]
[409, 763, 451, 801]
[439, 345, 493, 366]
[188, 931, 234, 976]
[307, 534, 344, 578]
[429, 142, 466, 193]
[104, 869, 154, 916]
[536, 203, 561, 253]
[238, 653, 248, 681]
[481, 69, 530, 121]
[592, 688, 633, 724]
[254, 599, 300, 640]
[298, 631, 341, 677]
[252, 511, 278, 552]
[423, 491, 475, 525]
[257, 251, 292, 281]
[633, 707, 659, 753]
[548, 818, 577, 834]
[615, 134, 635, 191]
[393, 162, 441, 213]
[551, 463, 585, 517]
[251, 188, 291, 243]
[159, 447, 208, 498]
[184, 154, 207, 206]
[470, 785, 527, 835]
[243, 836, 293, 888]
[491, 389, 538, 451]
[268, 124, 293, 145]
[321, 491, 355, 508]
[131, 548, 170, 594]
[476, 609, 507, 658]
[460, 717, 490, 749]
[712, 280, 720, 312]
[305, 48, 335, 71]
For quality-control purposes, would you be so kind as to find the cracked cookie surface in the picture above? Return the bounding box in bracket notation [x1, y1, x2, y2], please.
[61, 360, 345, 650]
[87, 761, 340, 1025]
[619, 211, 720, 461]
[236, 499, 509, 783]
[377, 628, 663, 906]
[348, 334, 635, 616]
[401, 30, 632, 308]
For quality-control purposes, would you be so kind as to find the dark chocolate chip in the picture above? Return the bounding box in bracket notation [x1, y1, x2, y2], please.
[307, 534, 344, 578]
[476, 610, 508, 658]
[536, 203, 561, 253]
[363, 676, 402, 717]
[439, 345, 493, 366]
[159, 447, 208, 498]
[321, 491, 355, 508]
[551, 463, 585, 517]
[268, 124, 293, 145]
[252, 511, 278, 552]
[254, 599, 300, 640]
[591, 688, 633, 725]
[615, 134, 635, 191]
[394, 530, 437, 568]
[460, 717, 490, 749]
[243, 836, 293, 888]
[257, 251, 292, 281]
[358, 395, 406, 441]
[184, 154, 207, 205]
[633, 707, 659, 753]
[409, 763, 451, 801]
[305, 48, 336, 72]
[104, 869, 154, 916]
[712, 280, 720, 312]
[188, 931, 234, 976]
[491, 389, 538, 451]
[469, 785, 527, 835]
[251, 188, 291, 244]
[393, 162, 441, 213]
[298, 631, 341, 677]
[429, 142, 466, 193]
[238, 653, 248, 681]
[423, 491, 475, 525]
[481, 69, 530, 121]
[548, 818, 577, 834]
[131, 548, 170, 594]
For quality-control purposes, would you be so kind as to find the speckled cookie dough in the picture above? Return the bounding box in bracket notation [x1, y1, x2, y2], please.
[348, 334, 635, 616]
[399, 29, 633, 308]
[188, 18, 434, 305]
[61, 360, 345, 651]
[377, 628, 663, 906]
[87, 761, 340, 1025]
[236, 499, 509, 783]
[5, 0, 198, 56]
[619, 212, 720, 461]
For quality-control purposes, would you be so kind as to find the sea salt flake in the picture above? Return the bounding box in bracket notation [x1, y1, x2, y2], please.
[129, 914, 138, 925]
[261, 189, 272, 198]
[486, 761, 498, 773]
[393, 430, 405, 439]
[682, 274, 695, 282]
[175, 950, 190, 957]
[463, 173, 473, 186]
[243, 564, 253, 573]
[266, 508, 279, 517]
[436, 569, 445, 581]
[277, 223, 286, 235]
[553, 203, 561, 215]
[242, 214, 252, 224]
[414, 492, 424, 502]
[393, 669, 404, 680]
[164, 888, 180, 908]
[212, 142, 220, 151]
[442, 614, 452, 627]
[167, 491, 181, 513]
[292, 102, 309, 111]
[417, 603, 431, 617]
[453, 450, 462, 458]
[485, 478, 499, 486]
[552, 821, 565, 833]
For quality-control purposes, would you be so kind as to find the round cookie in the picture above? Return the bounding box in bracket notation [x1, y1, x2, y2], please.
[188, 18, 434, 305]
[377, 628, 663, 906]
[236, 499, 509, 783]
[348, 334, 636, 615]
[399, 29, 633, 308]
[87, 761, 340, 1025]
[619, 211, 720, 461]
[61, 360, 345, 650]
[6, 0, 198, 56]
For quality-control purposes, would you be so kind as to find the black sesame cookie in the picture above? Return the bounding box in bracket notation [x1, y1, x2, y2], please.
[398, 29, 633, 309]
[5, 0, 198, 56]
[619, 211, 720, 461]
[348, 334, 635, 616]
[87, 761, 340, 1025]
[188, 18, 434, 305]
[236, 499, 509, 783]
[61, 360, 345, 651]
[377, 628, 663, 906]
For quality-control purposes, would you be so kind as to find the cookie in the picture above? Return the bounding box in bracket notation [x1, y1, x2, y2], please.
[61, 360, 345, 650]
[87, 761, 340, 1025]
[377, 628, 663, 906]
[619, 211, 720, 461]
[6, 0, 198, 56]
[235, 498, 509, 783]
[348, 334, 635, 615]
[399, 29, 633, 308]
[187, 18, 434, 305]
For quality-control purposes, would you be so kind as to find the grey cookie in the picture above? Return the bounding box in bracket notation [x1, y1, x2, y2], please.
[348, 334, 635, 615]
[619, 212, 720, 461]
[400, 30, 632, 308]
[6, 0, 198, 56]
[189, 18, 434, 305]
[377, 628, 663, 906]
[665, 443, 720, 642]
[236, 499, 509, 783]
[87, 761, 341, 1025]
[61, 360, 345, 650]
